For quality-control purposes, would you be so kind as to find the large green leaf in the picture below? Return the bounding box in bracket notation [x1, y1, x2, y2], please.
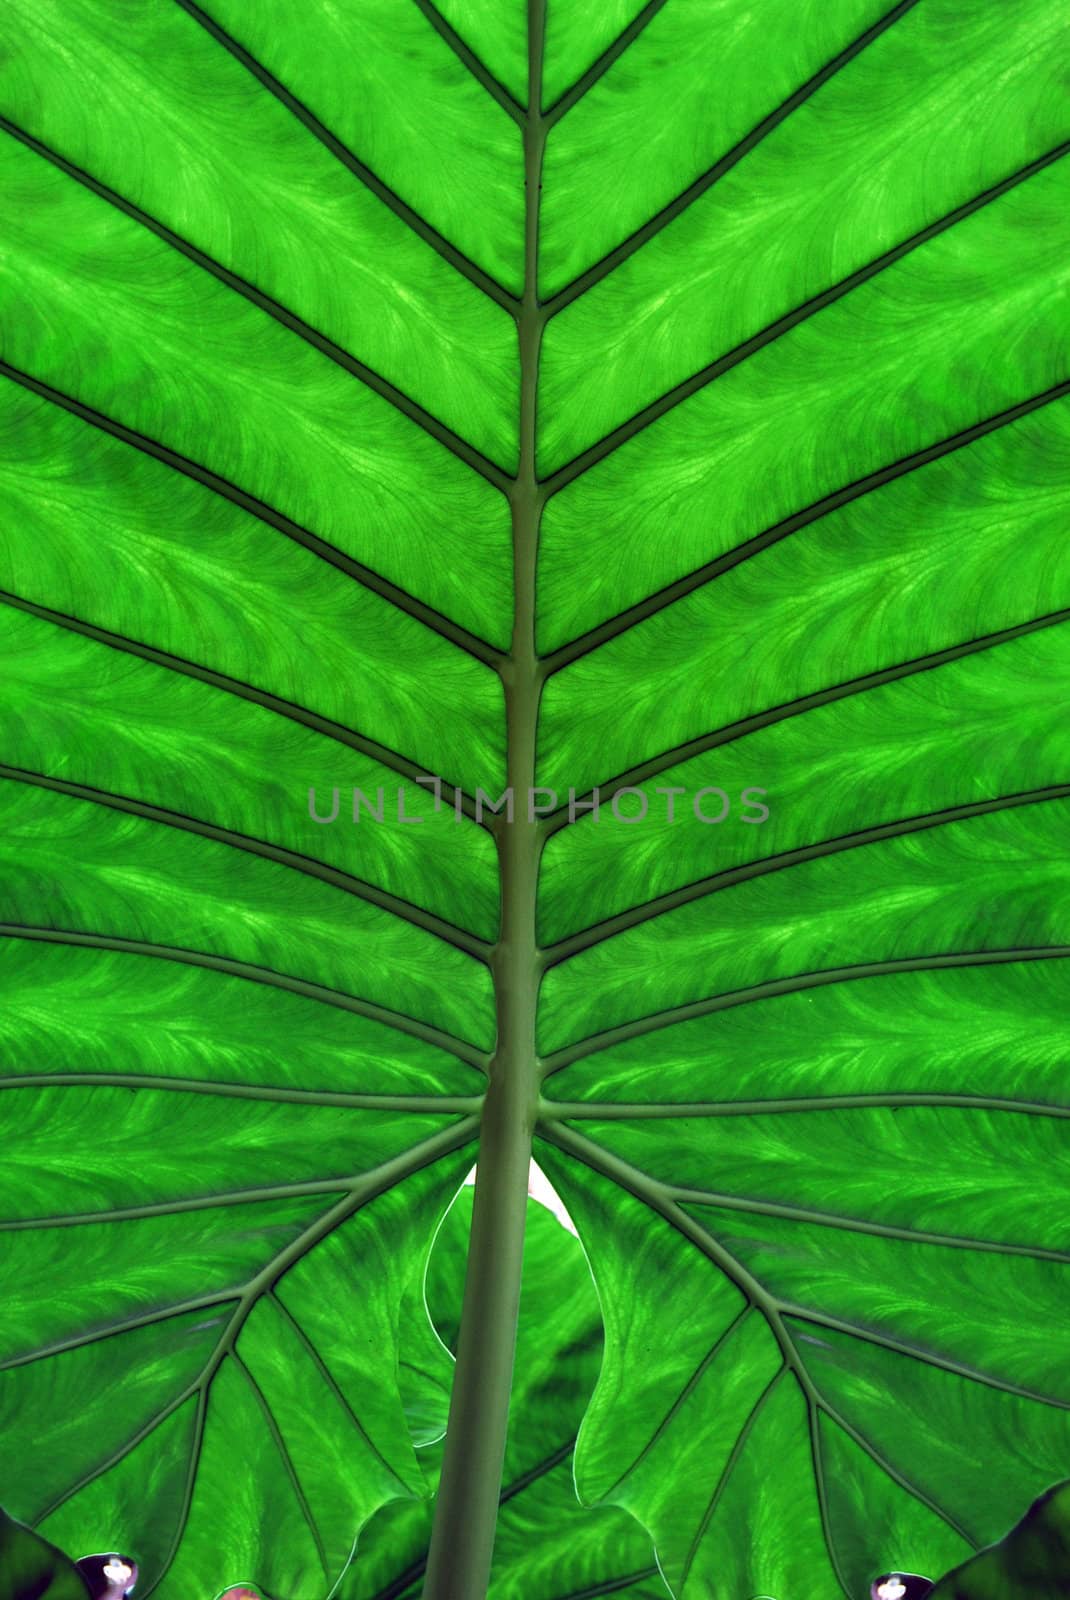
[1, 2, 1068, 1598]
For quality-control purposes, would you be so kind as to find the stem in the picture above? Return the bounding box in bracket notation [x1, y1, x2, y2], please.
[420, 5, 547, 1594]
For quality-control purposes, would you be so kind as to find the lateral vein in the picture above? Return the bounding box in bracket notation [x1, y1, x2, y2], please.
[670, 1187, 1070, 1263]
[543, 785, 1070, 966]
[540, 947, 1070, 1075]
[0, 1293, 238, 1374]
[411, 0, 524, 124]
[536, 1123, 990, 1541]
[234, 1351, 329, 1573]
[39, 1118, 478, 1591]
[0, 116, 513, 491]
[543, 1121, 1070, 1411]
[544, 0, 924, 319]
[681, 1367, 788, 1587]
[32, 1379, 208, 1536]
[0, 763, 492, 960]
[268, 1289, 409, 1488]
[597, 1304, 753, 1503]
[173, 0, 519, 314]
[544, 0, 672, 127]
[0, 586, 491, 826]
[787, 1306, 1070, 1411]
[0, 924, 492, 1070]
[547, 1569, 664, 1600]
[542, 1094, 1070, 1120]
[0, 363, 505, 669]
[543, 608, 1070, 826]
[0, 1073, 483, 1111]
[544, 388, 1070, 672]
[809, 1398, 852, 1598]
[545, 145, 1064, 439]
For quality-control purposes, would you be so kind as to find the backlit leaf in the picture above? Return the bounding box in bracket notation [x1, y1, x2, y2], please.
[0, 2, 1067, 1597]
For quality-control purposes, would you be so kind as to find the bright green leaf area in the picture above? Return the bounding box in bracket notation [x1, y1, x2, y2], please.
[0, 1, 1068, 1598]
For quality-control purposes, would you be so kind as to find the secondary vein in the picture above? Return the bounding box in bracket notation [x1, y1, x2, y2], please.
[0, 586, 492, 826]
[0, 763, 492, 962]
[537, 1123, 983, 1541]
[0, 924, 492, 1070]
[543, 387, 1070, 673]
[540, 945, 1070, 1076]
[234, 1350, 329, 1573]
[268, 1289, 409, 1487]
[669, 1188, 1070, 1264]
[172, 0, 519, 315]
[596, 1304, 753, 1503]
[0, 363, 505, 670]
[679, 1367, 788, 1588]
[541, 785, 1070, 968]
[808, 1396, 854, 1599]
[42, 1118, 478, 1593]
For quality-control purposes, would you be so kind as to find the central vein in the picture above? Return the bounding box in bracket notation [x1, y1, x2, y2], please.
[420, 6, 548, 1597]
